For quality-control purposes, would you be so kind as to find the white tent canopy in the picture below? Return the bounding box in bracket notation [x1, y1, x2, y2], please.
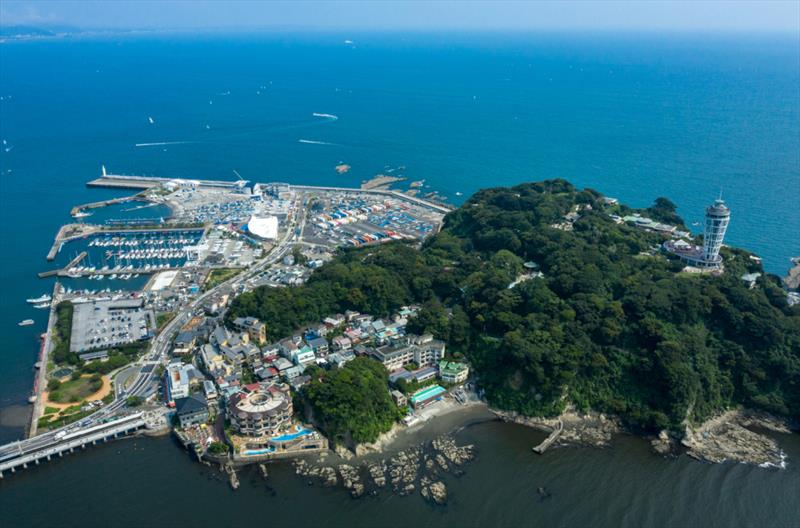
[247, 215, 278, 239]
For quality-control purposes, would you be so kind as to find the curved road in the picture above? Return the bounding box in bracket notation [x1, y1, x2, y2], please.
[0, 198, 306, 459]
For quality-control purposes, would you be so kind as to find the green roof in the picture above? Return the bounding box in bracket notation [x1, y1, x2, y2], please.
[439, 360, 468, 376]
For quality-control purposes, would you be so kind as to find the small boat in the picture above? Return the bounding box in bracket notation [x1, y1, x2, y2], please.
[33, 303, 50, 309]
[148, 116, 155, 124]
[18, 319, 34, 326]
[692, 221, 701, 227]
[72, 211, 93, 218]
[26, 294, 51, 304]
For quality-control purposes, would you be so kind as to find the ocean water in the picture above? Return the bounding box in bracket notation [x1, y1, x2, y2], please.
[0, 32, 798, 525]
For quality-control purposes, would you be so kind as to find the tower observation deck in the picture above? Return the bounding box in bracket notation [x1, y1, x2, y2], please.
[702, 198, 730, 267]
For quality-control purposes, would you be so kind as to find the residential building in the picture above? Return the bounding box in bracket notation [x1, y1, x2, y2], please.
[371, 335, 447, 371]
[232, 316, 267, 345]
[283, 365, 305, 380]
[331, 336, 352, 351]
[174, 395, 209, 428]
[328, 350, 355, 369]
[411, 366, 438, 384]
[203, 380, 218, 401]
[390, 390, 407, 408]
[229, 384, 293, 437]
[371, 343, 416, 371]
[292, 347, 316, 366]
[173, 331, 196, 355]
[166, 361, 191, 402]
[307, 336, 329, 356]
[439, 360, 469, 384]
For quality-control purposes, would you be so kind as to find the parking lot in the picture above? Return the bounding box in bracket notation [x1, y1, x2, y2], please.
[70, 298, 155, 353]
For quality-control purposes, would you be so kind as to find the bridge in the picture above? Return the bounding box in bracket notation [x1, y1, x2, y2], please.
[0, 413, 147, 478]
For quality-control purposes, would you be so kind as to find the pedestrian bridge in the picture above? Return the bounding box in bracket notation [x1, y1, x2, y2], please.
[0, 413, 146, 478]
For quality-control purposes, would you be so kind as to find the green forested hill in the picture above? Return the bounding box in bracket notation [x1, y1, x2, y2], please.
[228, 180, 799, 431]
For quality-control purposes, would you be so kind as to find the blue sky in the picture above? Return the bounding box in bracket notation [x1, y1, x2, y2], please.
[1, 0, 798, 32]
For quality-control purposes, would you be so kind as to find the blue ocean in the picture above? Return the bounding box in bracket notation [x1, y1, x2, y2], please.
[0, 32, 798, 441]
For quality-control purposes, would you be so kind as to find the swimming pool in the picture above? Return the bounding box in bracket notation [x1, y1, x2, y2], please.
[271, 427, 312, 443]
[242, 446, 276, 456]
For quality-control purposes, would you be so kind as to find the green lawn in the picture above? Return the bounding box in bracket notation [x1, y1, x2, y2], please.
[203, 268, 241, 291]
[157, 311, 176, 330]
[48, 376, 103, 404]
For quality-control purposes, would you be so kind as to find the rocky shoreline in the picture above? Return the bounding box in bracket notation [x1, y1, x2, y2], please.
[291, 433, 475, 504]
[492, 408, 620, 449]
[492, 406, 793, 468]
[676, 410, 792, 467]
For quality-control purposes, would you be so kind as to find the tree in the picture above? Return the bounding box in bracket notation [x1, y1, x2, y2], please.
[302, 358, 402, 445]
[226, 179, 800, 432]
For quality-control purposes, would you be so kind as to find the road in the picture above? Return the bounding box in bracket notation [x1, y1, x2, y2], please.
[93, 195, 306, 423]
[1, 197, 307, 458]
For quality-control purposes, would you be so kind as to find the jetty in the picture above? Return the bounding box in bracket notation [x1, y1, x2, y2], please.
[532, 419, 563, 454]
[87, 172, 239, 191]
[47, 224, 98, 261]
[38, 251, 87, 278]
[70, 195, 136, 217]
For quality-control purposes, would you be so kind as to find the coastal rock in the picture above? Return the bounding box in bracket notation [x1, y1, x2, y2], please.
[429, 481, 447, 504]
[420, 477, 447, 504]
[650, 430, 677, 456]
[683, 411, 786, 467]
[367, 462, 387, 487]
[320, 466, 338, 487]
[334, 445, 354, 460]
[337, 464, 364, 497]
[432, 434, 475, 466]
[388, 448, 421, 494]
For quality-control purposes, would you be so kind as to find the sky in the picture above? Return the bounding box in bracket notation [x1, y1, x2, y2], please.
[0, 0, 798, 33]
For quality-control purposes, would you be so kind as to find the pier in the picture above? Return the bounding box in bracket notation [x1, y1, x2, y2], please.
[1, 413, 147, 478]
[38, 251, 87, 278]
[532, 419, 563, 454]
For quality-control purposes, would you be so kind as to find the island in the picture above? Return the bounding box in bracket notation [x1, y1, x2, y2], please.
[3, 175, 798, 496]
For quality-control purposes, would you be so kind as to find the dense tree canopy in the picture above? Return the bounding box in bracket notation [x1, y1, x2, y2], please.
[302, 358, 402, 445]
[229, 179, 800, 432]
